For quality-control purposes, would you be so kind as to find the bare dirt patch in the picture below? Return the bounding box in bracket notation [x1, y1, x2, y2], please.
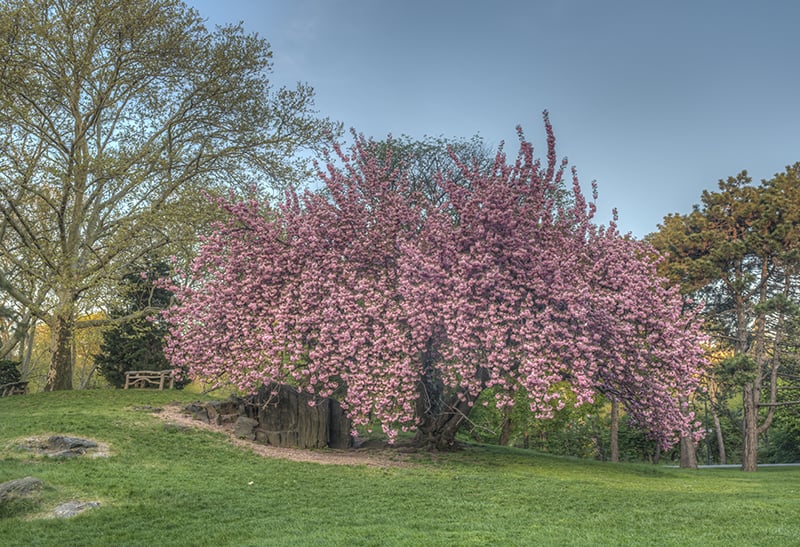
[154, 404, 418, 468]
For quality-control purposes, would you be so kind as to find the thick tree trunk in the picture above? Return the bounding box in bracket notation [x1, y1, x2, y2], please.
[741, 382, 759, 471]
[679, 435, 698, 468]
[414, 346, 478, 450]
[415, 392, 473, 450]
[45, 304, 76, 391]
[610, 399, 620, 463]
[415, 385, 471, 450]
[677, 394, 698, 468]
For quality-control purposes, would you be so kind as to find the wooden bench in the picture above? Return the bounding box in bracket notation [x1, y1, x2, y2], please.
[124, 370, 174, 390]
[0, 381, 28, 397]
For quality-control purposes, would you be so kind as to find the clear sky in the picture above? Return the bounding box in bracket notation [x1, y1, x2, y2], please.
[188, 0, 800, 238]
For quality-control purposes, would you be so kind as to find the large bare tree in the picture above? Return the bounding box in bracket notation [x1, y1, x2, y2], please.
[0, 0, 335, 390]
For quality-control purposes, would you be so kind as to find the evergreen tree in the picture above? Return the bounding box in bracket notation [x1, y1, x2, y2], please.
[95, 263, 184, 388]
[648, 164, 800, 470]
[0, 359, 21, 385]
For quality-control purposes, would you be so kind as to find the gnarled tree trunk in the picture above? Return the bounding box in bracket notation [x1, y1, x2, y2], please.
[414, 346, 479, 450]
[415, 393, 473, 450]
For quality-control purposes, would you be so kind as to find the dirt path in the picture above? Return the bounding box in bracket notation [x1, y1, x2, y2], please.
[155, 404, 417, 468]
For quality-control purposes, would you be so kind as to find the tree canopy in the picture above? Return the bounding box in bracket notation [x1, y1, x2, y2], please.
[648, 164, 800, 470]
[165, 115, 707, 449]
[0, 0, 335, 389]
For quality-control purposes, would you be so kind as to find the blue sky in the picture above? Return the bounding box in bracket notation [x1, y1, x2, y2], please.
[189, 0, 800, 237]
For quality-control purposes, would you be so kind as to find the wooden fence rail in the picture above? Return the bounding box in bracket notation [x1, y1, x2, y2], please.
[124, 370, 174, 390]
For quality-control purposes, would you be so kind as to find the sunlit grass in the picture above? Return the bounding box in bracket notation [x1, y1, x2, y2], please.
[1, 389, 798, 546]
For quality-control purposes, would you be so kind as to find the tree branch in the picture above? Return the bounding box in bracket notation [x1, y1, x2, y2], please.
[758, 401, 800, 408]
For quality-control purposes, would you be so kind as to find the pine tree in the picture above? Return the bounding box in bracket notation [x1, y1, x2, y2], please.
[95, 263, 184, 388]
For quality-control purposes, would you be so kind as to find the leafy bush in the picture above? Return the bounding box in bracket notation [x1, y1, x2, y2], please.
[463, 388, 670, 463]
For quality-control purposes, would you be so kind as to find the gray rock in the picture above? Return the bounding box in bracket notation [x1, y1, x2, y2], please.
[46, 450, 81, 459]
[234, 416, 259, 439]
[47, 435, 98, 450]
[52, 500, 100, 518]
[184, 403, 210, 423]
[0, 476, 44, 503]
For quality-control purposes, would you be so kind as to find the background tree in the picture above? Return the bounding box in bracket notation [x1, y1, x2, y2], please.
[0, 0, 335, 390]
[165, 115, 708, 450]
[94, 261, 182, 388]
[365, 134, 494, 205]
[648, 165, 800, 470]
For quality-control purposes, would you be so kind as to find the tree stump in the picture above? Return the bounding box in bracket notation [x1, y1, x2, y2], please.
[246, 383, 352, 449]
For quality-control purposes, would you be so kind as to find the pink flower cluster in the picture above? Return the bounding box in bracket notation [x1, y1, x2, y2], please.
[163, 114, 707, 448]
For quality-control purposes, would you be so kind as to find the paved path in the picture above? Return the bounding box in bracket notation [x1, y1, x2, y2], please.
[698, 463, 800, 468]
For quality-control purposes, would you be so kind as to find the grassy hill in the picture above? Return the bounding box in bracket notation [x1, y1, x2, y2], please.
[1, 390, 798, 546]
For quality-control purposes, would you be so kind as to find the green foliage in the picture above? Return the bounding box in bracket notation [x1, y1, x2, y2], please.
[364, 134, 493, 204]
[94, 263, 187, 389]
[0, 359, 21, 385]
[364, 133, 573, 214]
[2, 390, 800, 545]
[766, 421, 800, 463]
[648, 164, 800, 469]
[713, 405, 744, 464]
[463, 389, 663, 462]
[763, 383, 800, 463]
[717, 354, 758, 386]
[0, 0, 337, 390]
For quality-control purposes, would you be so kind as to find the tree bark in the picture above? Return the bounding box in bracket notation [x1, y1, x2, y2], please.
[741, 382, 759, 471]
[19, 321, 35, 378]
[712, 411, 726, 465]
[610, 399, 620, 463]
[652, 445, 661, 465]
[412, 342, 479, 450]
[498, 407, 513, 446]
[679, 435, 698, 468]
[45, 295, 77, 391]
[677, 394, 698, 468]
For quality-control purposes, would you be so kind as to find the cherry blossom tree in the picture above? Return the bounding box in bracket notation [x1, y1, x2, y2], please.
[164, 114, 708, 450]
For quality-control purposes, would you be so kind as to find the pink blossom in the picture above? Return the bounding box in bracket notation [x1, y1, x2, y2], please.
[164, 113, 708, 449]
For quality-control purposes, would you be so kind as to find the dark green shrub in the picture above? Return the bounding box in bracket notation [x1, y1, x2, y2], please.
[0, 360, 21, 385]
[94, 262, 188, 389]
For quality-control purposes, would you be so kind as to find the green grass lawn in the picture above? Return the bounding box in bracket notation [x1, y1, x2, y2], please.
[1, 389, 798, 546]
